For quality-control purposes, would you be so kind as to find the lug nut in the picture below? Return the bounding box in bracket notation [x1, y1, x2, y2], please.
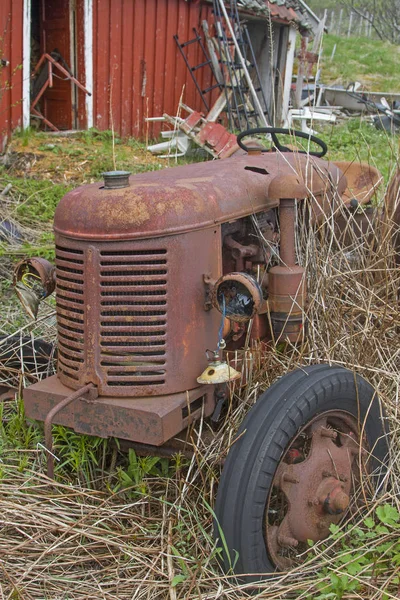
[322, 470, 332, 478]
[339, 474, 348, 482]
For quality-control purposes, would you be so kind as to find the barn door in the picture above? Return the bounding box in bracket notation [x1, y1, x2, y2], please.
[40, 0, 75, 129]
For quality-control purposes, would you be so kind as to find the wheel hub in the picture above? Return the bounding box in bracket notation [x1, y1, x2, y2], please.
[266, 411, 362, 569]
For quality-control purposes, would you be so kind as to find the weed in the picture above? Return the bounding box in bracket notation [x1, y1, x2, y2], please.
[308, 504, 400, 599]
[116, 447, 171, 495]
[52, 425, 112, 487]
[14, 126, 38, 148]
[0, 396, 41, 451]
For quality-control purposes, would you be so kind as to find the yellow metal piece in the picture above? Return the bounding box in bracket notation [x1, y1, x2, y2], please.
[197, 361, 241, 385]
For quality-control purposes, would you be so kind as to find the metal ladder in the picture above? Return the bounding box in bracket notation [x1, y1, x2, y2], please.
[174, 29, 224, 112]
[212, 0, 270, 130]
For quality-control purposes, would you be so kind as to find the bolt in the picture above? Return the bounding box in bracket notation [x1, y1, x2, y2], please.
[278, 535, 299, 548]
[331, 490, 349, 513]
[282, 473, 299, 484]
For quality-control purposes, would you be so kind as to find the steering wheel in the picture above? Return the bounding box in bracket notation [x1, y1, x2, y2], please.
[237, 127, 328, 158]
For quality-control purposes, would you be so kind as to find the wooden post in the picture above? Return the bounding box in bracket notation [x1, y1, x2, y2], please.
[337, 9, 343, 36]
[329, 10, 335, 33]
[358, 15, 363, 35]
[347, 11, 353, 37]
[281, 26, 297, 125]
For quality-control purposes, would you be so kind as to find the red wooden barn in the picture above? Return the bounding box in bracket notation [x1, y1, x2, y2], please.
[0, 0, 317, 151]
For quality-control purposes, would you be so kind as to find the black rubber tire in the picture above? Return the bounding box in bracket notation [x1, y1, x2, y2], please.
[214, 365, 388, 579]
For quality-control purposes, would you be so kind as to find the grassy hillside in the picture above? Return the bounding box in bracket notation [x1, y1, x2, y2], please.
[320, 34, 400, 91]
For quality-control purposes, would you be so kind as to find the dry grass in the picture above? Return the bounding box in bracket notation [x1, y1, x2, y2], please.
[0, 155, 400, 598]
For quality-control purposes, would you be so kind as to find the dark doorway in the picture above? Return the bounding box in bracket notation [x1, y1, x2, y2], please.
[40, 0, 74, 129]
[30, 0, 82, 130]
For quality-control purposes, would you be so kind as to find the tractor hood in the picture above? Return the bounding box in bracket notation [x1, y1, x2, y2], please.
[54, 153, 347, 241]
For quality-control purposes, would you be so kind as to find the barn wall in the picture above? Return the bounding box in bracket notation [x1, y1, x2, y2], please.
[92, 0, 218, 139]
[0, 0, 24, 151]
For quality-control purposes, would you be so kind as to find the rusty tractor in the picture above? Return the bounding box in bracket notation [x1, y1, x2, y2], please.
[11, 128, 395, 577]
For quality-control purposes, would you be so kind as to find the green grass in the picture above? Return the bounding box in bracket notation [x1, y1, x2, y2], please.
[322, 119, 399, 183]
[0, 170, 71, 225]
[320, 34, 400, 91]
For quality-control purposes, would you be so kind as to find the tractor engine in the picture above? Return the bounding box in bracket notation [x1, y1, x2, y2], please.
[16, 150, 353, 451]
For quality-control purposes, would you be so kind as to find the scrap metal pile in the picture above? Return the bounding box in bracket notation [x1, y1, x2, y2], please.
[148, 0, 272, 159]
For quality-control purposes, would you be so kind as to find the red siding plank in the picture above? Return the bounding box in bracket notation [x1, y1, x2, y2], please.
[0, 0, 23, 149]
[108, 0, 123, 134]
[120, 0, 134, 137]
[94, 0, 111, 131]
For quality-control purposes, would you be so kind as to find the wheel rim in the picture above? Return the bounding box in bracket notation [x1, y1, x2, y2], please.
[265, 410, 365, 570]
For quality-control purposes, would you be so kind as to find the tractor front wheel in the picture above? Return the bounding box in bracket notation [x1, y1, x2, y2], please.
[214, 365, 388, 577]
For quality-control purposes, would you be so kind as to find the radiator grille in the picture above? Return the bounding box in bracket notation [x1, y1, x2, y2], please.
[99, 249, 167, 387]
[55, 246, 85, 381]
[55, 245, 168, 390]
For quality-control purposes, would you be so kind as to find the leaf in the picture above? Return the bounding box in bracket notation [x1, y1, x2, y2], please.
[376, 504, 400, 525]
[329, 523, 341, 536]
[346, 562, 364, 575]
[171, 575, 187, 587]
[375, 524, 390, 535]
[364, 516, 375, 529]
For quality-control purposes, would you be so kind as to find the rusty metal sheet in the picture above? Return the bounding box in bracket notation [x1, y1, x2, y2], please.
[24, 375, 214, 445]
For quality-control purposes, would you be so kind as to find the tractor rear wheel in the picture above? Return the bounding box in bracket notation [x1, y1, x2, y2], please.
[214, 365, 388, 578]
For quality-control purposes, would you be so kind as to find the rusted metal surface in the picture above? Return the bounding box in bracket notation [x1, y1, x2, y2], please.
[0, 0, 23, 151]
[44, 383, 95, 478]
[13, 257, 56, 293]
[54, 228, 221, 397]
[266, 411, 361, 570]
[24, 375, 214, 445]
[54, 154, 345, 240]
[212, 272, 263, 322]
[334, 161, 382, 206]
[13, 257, 56, 319]
[278, 198, 297, 267]
[268, 197, 306, 342]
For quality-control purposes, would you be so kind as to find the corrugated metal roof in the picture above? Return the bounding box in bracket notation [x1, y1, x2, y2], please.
[226, 0, 313, 31]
